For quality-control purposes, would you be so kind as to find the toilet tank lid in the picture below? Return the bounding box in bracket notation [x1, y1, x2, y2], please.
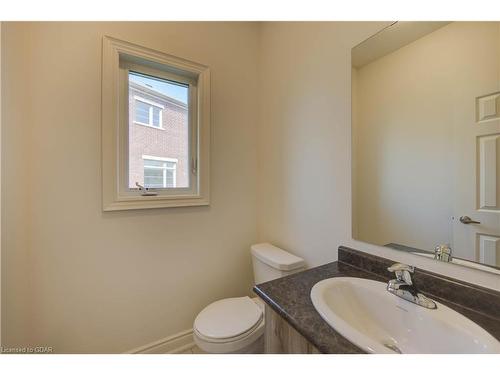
[251, 243, 305, 271]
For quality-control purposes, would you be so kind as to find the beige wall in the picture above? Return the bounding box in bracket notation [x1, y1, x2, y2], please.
[0, 21, 2, 347]
[1, 22, 259, 353]
[257, 22, 389, 267]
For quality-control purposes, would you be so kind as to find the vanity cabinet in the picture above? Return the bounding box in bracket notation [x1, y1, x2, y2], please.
[264, 305, 321, 354]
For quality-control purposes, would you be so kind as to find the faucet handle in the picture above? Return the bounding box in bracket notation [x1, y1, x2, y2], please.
[388, 263, 414, 273]
[387, 263, 414, 285]
[434, 244, 452, 262]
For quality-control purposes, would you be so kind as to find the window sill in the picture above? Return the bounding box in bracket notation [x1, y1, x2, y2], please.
[133, 121, 165, 130]
[103, 194, 210, 211]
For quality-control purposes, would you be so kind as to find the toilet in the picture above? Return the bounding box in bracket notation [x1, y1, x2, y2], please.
[193, 243, 306, 353]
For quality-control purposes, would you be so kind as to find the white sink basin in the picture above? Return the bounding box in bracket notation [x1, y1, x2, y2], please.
[310, 277, 500, 354]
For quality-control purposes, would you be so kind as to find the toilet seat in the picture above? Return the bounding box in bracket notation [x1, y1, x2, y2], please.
[193, 297, 265, 353]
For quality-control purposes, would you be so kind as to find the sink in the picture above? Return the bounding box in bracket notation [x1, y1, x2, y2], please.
[310, 277, 500, 354]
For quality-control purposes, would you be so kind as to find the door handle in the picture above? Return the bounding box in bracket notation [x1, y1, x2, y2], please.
[459, 216, 481, 225]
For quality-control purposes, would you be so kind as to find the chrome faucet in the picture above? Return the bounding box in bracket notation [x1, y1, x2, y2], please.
[387, 263, 436, 309]
[434, 244, 452, 262]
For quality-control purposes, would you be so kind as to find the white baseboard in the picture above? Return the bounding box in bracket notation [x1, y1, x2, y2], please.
[125, 329, 195, 354]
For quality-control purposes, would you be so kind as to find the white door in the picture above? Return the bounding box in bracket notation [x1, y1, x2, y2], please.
[451, 23, 500, 267]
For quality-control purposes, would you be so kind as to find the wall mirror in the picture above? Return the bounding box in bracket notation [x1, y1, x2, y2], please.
[352, 22, 500, 275]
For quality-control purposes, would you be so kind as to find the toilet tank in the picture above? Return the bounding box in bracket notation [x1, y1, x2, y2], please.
[251, 243, 306, 284]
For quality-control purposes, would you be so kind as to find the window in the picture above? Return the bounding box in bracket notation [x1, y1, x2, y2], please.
[102, 36, 210, 211]
[143, 157, 177, 188]
[133, 95, 163, 129]
[128, 72, 189, 190]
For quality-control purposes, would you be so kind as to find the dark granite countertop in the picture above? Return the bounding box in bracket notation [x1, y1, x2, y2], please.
[253, 246, 500, 354]
[254, 261, 379, 353]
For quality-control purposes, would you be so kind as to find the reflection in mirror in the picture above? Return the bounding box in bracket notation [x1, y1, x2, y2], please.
[352, 22, 500, 274]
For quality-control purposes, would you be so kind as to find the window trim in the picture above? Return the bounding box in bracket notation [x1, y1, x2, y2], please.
[102, 36, 210, 211]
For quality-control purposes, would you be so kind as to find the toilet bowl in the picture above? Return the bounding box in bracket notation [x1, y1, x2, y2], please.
[193, 243, 306, 354]
[194, 296, 265, 353]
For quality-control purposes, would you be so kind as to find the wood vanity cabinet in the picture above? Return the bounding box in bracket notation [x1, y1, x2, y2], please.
[264, 305, 321, 354]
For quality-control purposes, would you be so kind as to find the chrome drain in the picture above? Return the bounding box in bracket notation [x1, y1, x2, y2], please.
[383, 343, 402, 354]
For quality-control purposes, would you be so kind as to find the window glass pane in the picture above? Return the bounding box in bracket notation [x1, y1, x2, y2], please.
[144, 166, 164, 188]
[165, 169, 175, 188]
[143, 159, 177, 188]
[135, 100, 150, 124]
[128, 71, 189, 189]
[152, 106, 161, 127]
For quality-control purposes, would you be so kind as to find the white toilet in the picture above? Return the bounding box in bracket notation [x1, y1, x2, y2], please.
[193, 243, 306, 353]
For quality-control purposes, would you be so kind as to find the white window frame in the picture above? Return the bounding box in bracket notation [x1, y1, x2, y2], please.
[142, 155, 178, 188]
[102, 36, 210, 211]
[133, 95, 164, 129]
